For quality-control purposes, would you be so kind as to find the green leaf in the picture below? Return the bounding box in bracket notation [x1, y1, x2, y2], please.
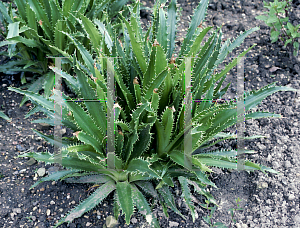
[167, 0, 177, 59]
[7, 22, 20, 39]
[157, 185, 186, 220]
[131, 184, 160, 228]
[0, 110, 11, 122]
[178, 176, 196, 222]
[30, 170, 77, 189]
[179, 0, 209, 56]
[121, 14, 147, 75]
[144, 68, 168, 100]
[28, 0, 52, 39]
[117, 181, 134, 225]
[55, 180, 116, 227]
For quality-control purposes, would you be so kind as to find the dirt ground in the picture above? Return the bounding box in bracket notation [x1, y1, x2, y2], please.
[0, 0, 300, 227]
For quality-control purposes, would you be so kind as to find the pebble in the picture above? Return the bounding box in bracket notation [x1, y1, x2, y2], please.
[288, 194, 295, 201]
[86, 222, 92, 227]
[169, 221, 179, 227]
[12, 208, 21, 214]
[50, 200, 55, 205]
[26, 158, 37, 166]
[36, 168, 46, 177]
[16, 145, 26, 151]
[46, 209, 51, 216]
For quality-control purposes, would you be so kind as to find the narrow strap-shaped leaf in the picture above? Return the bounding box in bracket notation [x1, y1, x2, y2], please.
[60, 31, 95, 76]
[157, 185, 186, 220]
[77, 131, 105, 157]
[129, 124, 152, 161]
[131, 184, 160, 228]
[32, 129, 71, 148]
[28, 0, 52, 39]
[167, 0, 177, 59]
[168, 150, 216, 187]
[64, 173, 113, 185]
[142, 45, 156, 88]
[215, 27, 260, 67]
[126, 158, 160, 179]
[121, 14, 147, 75]
[54, 20, 67, 51]
[116, 181, 134, 225]
[179, 0, 209, 56]
[157, 7, 167, 52]
[8, 87, 54, 110]
[30, 170, 76, 189]
[75, 68, 106, 138]
[0, 1, 12, 23]
[178, 176, 196, 222]
[49, 0, 61, 27]
[54, 180, 116, 227]
[162, 107, 174, 145]
[79, 13, 100, 50]
[59, 93, 104, 140]
[109, 0, 129, 18]
[188, 26, 213, 57]
[134, 180, 158, 198]
[15, 0, 27, 22]
[49, 66, 79, 93]
[144, 68, 168, 100]
[94, 19, 113, 53]
[0, 111, 11, 122]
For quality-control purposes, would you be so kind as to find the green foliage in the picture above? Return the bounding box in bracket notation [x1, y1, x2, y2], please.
[8, 0, 300, 227]
[255, 0, 300, 56]
[0, 0, 132, 106]
[0, 110, 11, 122]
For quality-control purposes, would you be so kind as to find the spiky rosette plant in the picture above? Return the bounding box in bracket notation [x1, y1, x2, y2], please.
[8, 0, 299, 227]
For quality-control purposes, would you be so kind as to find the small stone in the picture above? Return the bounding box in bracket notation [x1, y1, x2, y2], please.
[71, 201, 75, 204]
[258, 182, 268, 189]
[31, 216, 36, 221]
[26, 158, 37, 166]
[131, 217, 138, 224]
[50, 200, 55, 205]
[33, 206, 37, 211]
[106, 215, 118, 228]
[288, 194, 295, 200]
[52, 181, 56, 185]
[16, 145, 26, 151]
[36, 168, 46, 177]
[59, 208, 63, 212]
[169, 221, 179, 227]
[40, 187, 45, 192]
[285, 160, 292, 168]
[37, 123, 51, 130]
[13, 170, 19, 175]
[84, 215, 89, 219]
[86, 222, 92, 227]
[46, 209, 51, 216]
[13, 208, 21, 214]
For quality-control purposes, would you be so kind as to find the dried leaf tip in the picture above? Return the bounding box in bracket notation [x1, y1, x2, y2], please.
[170, 55, 176, 64]
[73, 131, 80, 138]
[133, 77, 139, 85]
[153, 39, 159, 47]
[113, 103, 122, 109]
[38, 20, 43, 26]
[118, 130, 123, 136]
[168, 106, 176, 112]
[153, 88, 158, 93]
